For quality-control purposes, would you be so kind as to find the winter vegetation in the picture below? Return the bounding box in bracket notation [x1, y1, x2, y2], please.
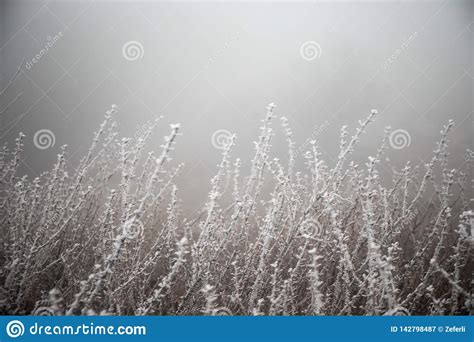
[0, 104, 472, 316]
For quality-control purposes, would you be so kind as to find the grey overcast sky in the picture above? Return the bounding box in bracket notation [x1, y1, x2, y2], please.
[1, 0, 472, 210]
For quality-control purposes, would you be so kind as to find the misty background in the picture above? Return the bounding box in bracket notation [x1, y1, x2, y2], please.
[0, 0, 472, 211]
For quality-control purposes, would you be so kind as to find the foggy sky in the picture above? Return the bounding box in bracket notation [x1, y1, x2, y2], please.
[1, 0, 472, 210]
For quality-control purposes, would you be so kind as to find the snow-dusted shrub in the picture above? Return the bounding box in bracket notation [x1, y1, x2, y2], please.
[0, 104, 471, 316]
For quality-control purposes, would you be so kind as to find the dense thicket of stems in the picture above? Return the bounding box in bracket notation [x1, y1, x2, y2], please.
[0, 104, 471, 316]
